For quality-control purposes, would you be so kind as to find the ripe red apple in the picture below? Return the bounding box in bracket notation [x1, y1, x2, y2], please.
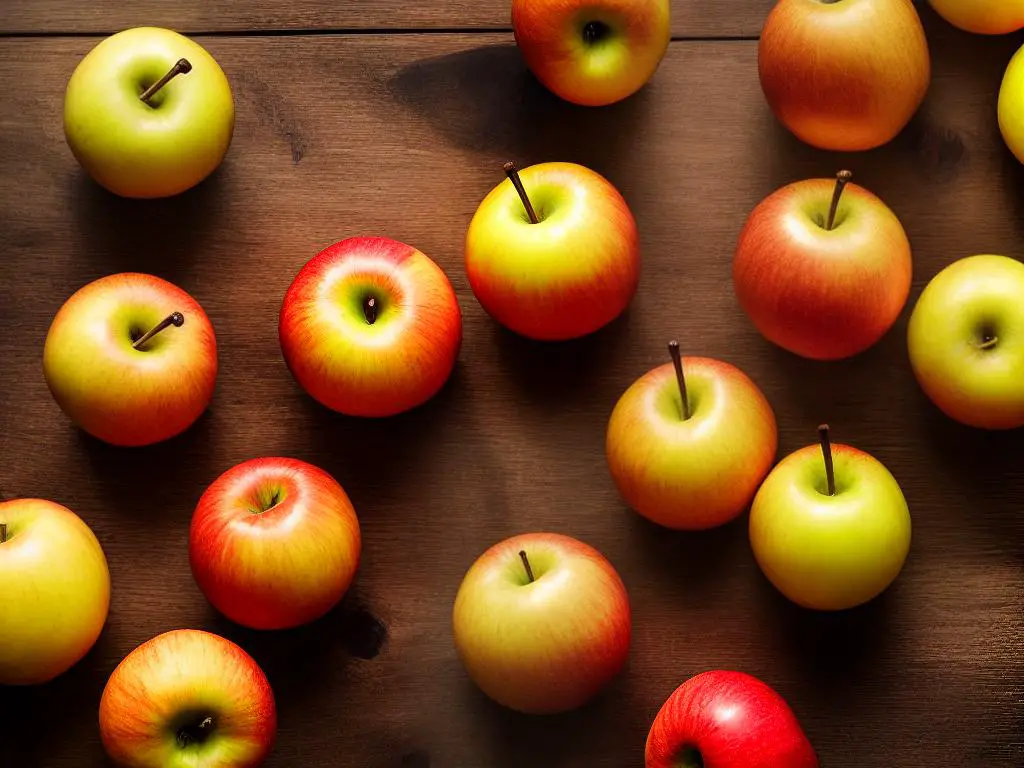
[43, 273, 218, 446]
[733, 171, 912, 361]
[99, 629, 276, 768]
[759, 0, 930, 151]
[465, 161, 640, 341]
[190, 457, 361, 630]
[646, 670, 818, 768]
[279, 236, 462, 417]
[452, 532, 631, 714]
[606, 343, 778, 530]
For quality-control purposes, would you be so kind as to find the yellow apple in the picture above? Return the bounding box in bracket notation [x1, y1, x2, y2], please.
[999, 44, 1024, 164]
[929, 0, 1024, 34]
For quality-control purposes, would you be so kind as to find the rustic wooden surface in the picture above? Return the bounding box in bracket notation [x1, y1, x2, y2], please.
[2, 5, 1024, 767]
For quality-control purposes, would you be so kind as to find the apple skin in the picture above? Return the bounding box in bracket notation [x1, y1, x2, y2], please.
[749, 442, 911, 611]
[759, 0, 930, 151]
[99, 629, 276, 768]
[645, 670, 818, 768]
[999, 45, 1024, 165]
[930, 0, 1024, 34]
[512, 0, 671, 107]
[189, 457, 361, 630]
[907, 255, 1024, 429]
[280, 236, 462, 418]
[0, 499, 110, 685]
[606, 356, 778, 530]
[43, 273, 218, 447]
[465, 162, 640, 341]
[452, 532, 631, 715]
[64, 27, 234, 199]
[733, 177, 913, 361]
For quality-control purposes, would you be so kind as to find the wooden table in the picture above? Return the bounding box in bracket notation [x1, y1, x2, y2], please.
[2, 2, 1023, 766]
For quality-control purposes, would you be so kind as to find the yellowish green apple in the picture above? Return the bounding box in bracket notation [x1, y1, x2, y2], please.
[999, 45, 1024, 164]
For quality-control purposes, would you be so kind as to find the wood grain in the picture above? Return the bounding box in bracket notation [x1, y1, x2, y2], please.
[2, 21, 1024, 768]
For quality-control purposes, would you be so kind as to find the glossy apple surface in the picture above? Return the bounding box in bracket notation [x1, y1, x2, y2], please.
[99, 629, 276, 768]
[512, 0, 670, 106]
[280, 236, 461, 417]
[930, 0, 1024, 34]
[759, 0, 930, 151]
[465, 162, 639, 341]
[64, 27, 234, 198]
[646, 670, 818, 768]
[453, 532, 631, 714]
[999, 44, 1024, 165]
[190, 457, 361, 630]
[43, 273, 218, 446]
[733, 175, 912, 360]
[606, 354, 777, 530]
[907, 254, 1024, 429]
[0, 498, 110, 685]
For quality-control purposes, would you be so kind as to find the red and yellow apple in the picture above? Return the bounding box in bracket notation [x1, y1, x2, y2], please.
[465, 161, 639, 341]
[99, 629, 276, 768]
[759, 0, 930, 151]
[606, 345, 778, 530]
[190, 457, 361, 630]
[452, 532, 631, 714]
[43, 273, 218, 446]
[512, 0, 671, 106]
[0, 498, 110, 685]
[280, 236, 461, 417]
[929, 0, 1024, 34]
[733, 172, 913, 361]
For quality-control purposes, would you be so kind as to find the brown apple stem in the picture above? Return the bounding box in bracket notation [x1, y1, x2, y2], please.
[139, 58, 193, 103]
[518, 550, 536, 583]
[132, 312, 185, 350]
[979, 335, 999, 350]
[0, 522, 7, 544]
[503, 162, 540, 224]
[667, 340, 691, 420]
[826, 170, 853, 231]
[363, 296, 377, 325]
[818, 424, 836, 496]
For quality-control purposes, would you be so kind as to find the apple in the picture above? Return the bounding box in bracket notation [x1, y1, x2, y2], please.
[930, 0, 1024, 34]
[452, 532, 631, 714]
[189, 457, 361, 630]
[279, 236, 462, 418]
[511, 0, 671, 107]
[0, 498, 110, 685]
[99, 629, 276, 768]
[43, 273, 218, 447]
[606, 342, 778, 530]
[645, 670, 818, 768]
[907, 254, 1024, 429]
[465, 161, 640, 341]
[999, 44, 1024, 165]
[64, 27, 234, 199]
[733, 171, 913, 361]
[749, 425, 911, 611]
[759, 0, 930, 151]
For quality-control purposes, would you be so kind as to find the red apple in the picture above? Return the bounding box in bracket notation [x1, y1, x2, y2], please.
[190, 457, 361, 630]
[279, 236, 462, 417]
[43, 273, 217, 446]
[100, 629, 276, 768]
[646, 670, 818, 768]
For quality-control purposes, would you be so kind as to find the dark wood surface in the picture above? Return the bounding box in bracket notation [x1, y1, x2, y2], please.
[2, 6, 1024, 768]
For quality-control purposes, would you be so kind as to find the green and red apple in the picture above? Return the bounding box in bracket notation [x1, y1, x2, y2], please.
[64, 27, 234, 198]
[930, 0, 1024, 34]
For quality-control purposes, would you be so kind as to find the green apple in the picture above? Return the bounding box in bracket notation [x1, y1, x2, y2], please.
[908, 254, 1024, 429]
[64, 27, 234, 198]
[749, 426, 911, 611]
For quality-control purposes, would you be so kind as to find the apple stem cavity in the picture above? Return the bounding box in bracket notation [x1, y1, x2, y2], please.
[132, 311, 185, 350]
[518, 549, 536, 584]
[818, 424, 837, 496]
[668, 340, 692, 420]
[826, 170, 853, 231]
[364, 296, 378, 325]
[0, 522, 7, 544]
[139, 58, 193, 104]
[503, 162, 540, 224]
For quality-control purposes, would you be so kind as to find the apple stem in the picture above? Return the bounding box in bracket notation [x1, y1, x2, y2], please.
[979, 335, 998, 350]
[0, 522, 7, 544]
[826, 170, 853, 231]
[667, 340, 691, 420]
[503, 162, 540, 224]
[132, 312, 185, 350]
[364, 296, 378, 325]
[139, 58, 193, 104]
[818, 424, 836, 496]
[518, 549, 536, 583]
